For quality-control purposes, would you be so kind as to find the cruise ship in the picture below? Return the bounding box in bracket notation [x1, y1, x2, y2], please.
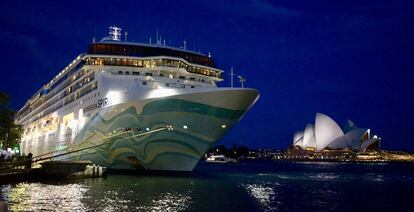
[15, 27, 259, 172]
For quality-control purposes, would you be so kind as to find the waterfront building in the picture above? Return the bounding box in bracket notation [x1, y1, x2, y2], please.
[292, 113, 381, 152]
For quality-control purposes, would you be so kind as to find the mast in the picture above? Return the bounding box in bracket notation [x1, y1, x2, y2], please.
[230, 67, 235, 88]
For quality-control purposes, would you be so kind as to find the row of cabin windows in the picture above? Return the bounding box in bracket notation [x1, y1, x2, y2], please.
[26, 68, 92, 117]
[116, 71, 205, 82]
[25, 90, 101, 135]
[63, 73, 95, 98]
[63, 90, 100, 112]
[85, 57, 222, 78]
[30, 81, 98, 125]
[17, 71, 94, 122]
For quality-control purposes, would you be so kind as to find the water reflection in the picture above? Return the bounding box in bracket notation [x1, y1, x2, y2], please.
[1, 183, 88, 211]
[242, 182, 280, 211]
[310, 172, 340, 181]
[1, 162, 413, 211]
[141, 192, 192, 211]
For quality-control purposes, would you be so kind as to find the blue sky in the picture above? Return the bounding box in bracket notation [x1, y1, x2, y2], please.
[1, 0, 414, 150]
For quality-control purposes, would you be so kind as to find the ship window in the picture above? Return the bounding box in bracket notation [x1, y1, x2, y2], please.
[133, 60, 143, 67]
[189, 77, 195, 81]
[181, 85, 185, 88]
[143, 60, 150, 68]
[142, 81, 147, 85]
[133, 72, 140, 75]
[165, 83, 170, 87]
[125, 71, 130, 75]
[156, 59, 163, 66]
[145, 73, 153, 76]
[191, 86, 195, 88]
[122, 58, 127, 65]
[118, 71, 123, 74]
[179, 76, 185, 80]
[159, 73, 164, 77]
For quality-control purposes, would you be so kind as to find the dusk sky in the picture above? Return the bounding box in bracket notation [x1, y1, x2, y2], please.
[1, 0, 413, 150]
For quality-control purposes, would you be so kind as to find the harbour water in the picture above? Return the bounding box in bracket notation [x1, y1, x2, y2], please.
[1, 161, 413, 211]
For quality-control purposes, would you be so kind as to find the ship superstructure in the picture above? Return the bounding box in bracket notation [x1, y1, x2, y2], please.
[15, 27, 259, 171]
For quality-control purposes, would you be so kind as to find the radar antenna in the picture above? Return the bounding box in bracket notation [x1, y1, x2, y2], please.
[238, 75, 246, 88]
[183, 40, 187, 49]
[109, 26, 122, 41]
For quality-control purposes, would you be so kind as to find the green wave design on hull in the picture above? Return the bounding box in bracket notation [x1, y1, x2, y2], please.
[62, 98, 244, 171]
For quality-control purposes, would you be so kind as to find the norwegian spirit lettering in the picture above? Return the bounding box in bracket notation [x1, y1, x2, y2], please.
[83, 103, 97, 113]
[97, 98, 109, 108]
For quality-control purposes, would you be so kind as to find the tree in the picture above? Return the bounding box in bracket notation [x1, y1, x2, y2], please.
[0, 91, 22, 149]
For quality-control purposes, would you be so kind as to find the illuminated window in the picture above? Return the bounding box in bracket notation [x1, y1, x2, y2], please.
[133, 60, 142, 67]
[143, 60, 150, 68]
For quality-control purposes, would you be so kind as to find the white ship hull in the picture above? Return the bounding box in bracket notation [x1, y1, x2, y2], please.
[73, 89, 257, 171]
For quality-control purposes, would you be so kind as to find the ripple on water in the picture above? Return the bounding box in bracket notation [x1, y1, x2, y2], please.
[1, 182, 89, 211]
[137, 192, 192, 211]
[241, 182, 280, 212]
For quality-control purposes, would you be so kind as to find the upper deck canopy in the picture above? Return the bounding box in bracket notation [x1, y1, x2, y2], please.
[88, 41, 216, 68]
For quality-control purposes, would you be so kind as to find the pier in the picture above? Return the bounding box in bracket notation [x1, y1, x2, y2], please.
[0, 159, 105, 183]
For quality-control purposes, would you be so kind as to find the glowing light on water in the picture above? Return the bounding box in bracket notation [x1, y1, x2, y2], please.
[243, 183, 279, 211]
[1, 183, 89, 211]
[147, 192, 192, 211]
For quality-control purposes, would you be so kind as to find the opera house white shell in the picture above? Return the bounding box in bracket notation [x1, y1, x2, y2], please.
[292, 113, 380, 152]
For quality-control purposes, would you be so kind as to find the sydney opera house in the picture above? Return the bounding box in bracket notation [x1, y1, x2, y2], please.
[292, 113, 381, 153]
